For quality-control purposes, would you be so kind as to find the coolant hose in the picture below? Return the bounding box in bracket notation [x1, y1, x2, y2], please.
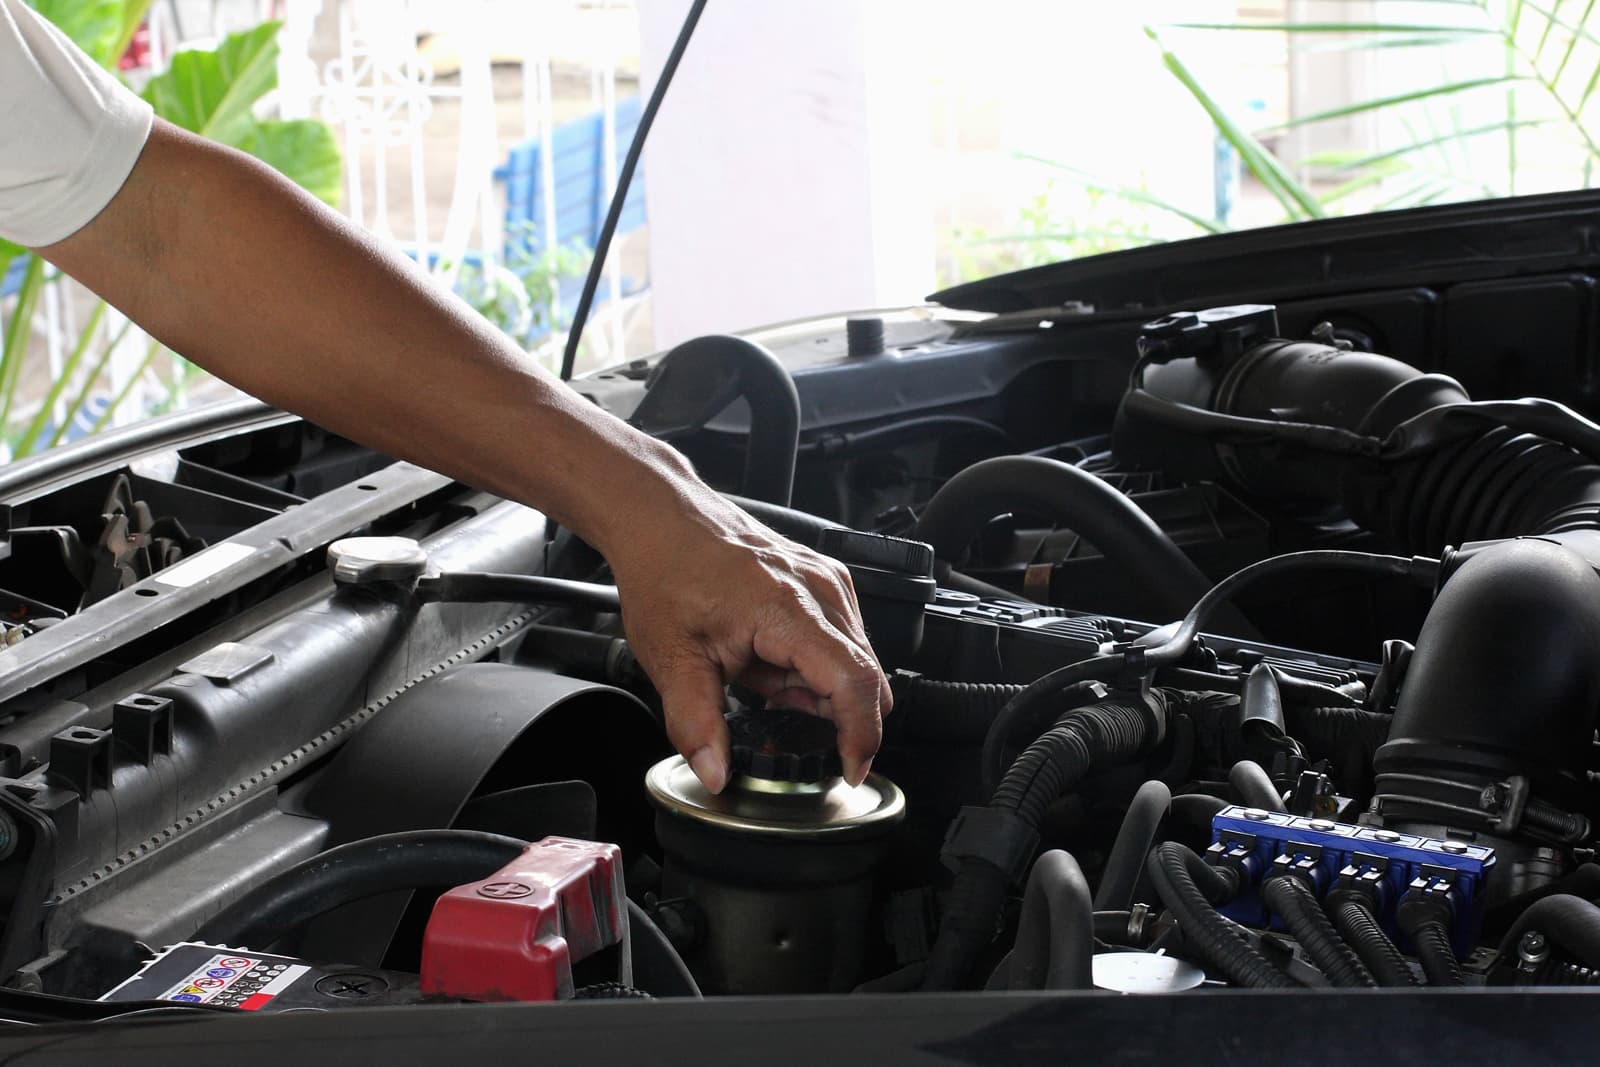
[632, 334, 800, 506]
[1228, 759, 1285, 812]
[1260, 874, 1376, 987]
[194, 830, 528, 948]
[1094, 780, 1171, 910]
[1497, 894, 1600, 971]
[1327, 897, 1416, 987]
[888, 674, 1024, 742]
[1147, 842, 1293, 989]
[921, 695, 1165, 990]
[1008, 850, 1095, 990]
[911, 455, 1223, 625]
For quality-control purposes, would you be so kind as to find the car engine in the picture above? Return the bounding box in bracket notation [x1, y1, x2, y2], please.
[2, 197, 1600, 1023]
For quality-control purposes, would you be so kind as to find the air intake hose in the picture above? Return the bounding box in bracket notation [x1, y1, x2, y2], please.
[1113, 304, 1600, 560]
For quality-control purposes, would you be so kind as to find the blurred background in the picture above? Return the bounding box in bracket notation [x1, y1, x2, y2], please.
[0, 0, 1593, 456]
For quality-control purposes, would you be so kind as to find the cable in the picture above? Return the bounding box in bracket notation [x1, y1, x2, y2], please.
[560, 0, 708, 380]
[1327, 897, 1416, 987]
[1146, 842, 1293, 989]
[979, 550, 1436, 793]
[1260, 874, 1375, 988]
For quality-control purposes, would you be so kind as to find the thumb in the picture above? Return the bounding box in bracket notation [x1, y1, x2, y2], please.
[655, 655, 732, 794]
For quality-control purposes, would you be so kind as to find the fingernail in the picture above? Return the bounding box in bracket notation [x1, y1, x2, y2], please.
[688, 746, 727, 795]
[850, 756, 874, 787]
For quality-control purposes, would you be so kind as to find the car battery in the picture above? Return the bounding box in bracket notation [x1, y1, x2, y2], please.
[99, 943, 426, 1011]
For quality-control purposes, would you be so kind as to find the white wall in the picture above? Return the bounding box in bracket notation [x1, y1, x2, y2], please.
[638, 1, 935, 347]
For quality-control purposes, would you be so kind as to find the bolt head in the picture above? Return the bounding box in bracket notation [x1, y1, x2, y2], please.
[1309, 820, 1336, 832]
[1243, 808, 1271, 821]
[1373, 829, 1401, 843]
[1440, 840, 1469, 855]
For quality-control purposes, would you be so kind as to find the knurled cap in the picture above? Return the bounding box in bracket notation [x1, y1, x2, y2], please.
[726, 707, 842, 783]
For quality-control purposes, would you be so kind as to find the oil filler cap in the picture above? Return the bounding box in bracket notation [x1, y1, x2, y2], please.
[727, 707, 842, 784]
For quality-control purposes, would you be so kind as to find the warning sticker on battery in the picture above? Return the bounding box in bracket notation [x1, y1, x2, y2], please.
[157, 953, 308, 1009]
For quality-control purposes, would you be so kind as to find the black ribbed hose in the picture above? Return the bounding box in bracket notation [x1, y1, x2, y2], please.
[1146, 842, 1293, 989]
[1409, 919, 1464, 986]
[888, 674, 1024, 742]
[1327, 896, 1417, 986]
[1261, 875, 1376, 987]
[921, 696, 1163, 990]
[1094, 780, 1172, 910]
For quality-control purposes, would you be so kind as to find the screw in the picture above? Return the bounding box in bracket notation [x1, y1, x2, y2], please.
[1519, 931, 1550, 968]
[1373, 829, 1401, 843]
[478, 881, 533, 899]
[313, 972, 389, 1000]
[1309, 820, 1336, 832]
[1440, 840, 1470, 855]
[1480, 782, 1508, 813]
[1243, 808, 1272, 821]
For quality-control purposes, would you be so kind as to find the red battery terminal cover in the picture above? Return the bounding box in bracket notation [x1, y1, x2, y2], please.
[420, 836, 627, 1002]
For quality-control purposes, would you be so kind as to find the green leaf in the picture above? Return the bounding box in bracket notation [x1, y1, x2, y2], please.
[239, 120, 344, 206]
[1268, 75, 1525, 130]
[1170, 22, 1497, 34]
[1013, 154, 1225, 234]
[0, 239, 24, 282]
[30, 0, 128, 67]
[1145, 26, 1324, 221]
[141, 21, 282, 146]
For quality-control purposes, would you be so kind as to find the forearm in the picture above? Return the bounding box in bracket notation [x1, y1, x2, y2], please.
[39, 120, 683, 559]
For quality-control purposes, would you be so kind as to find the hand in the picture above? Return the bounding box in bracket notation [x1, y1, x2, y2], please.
[605, 480, 891, 794]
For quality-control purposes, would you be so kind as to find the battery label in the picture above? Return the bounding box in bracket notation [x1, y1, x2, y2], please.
[155, 952, 308, 1010]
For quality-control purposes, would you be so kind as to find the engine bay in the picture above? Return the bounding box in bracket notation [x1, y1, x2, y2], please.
[2, 194, 1600, 1031]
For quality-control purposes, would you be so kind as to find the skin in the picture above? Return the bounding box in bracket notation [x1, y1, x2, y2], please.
[35, 119, 890, 791]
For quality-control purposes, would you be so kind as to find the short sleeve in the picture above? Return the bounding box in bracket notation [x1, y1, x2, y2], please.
[0, 0, 154, 247]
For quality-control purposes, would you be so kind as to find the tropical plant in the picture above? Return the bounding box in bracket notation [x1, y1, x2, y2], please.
[0, 5, 341, 457]
[959, 1, 1600, 283]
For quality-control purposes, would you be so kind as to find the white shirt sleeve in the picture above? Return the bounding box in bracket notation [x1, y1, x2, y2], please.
[0, 0, 154, 248]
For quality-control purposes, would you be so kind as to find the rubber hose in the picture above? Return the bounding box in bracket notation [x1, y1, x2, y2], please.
[1094, 780, 1172, 910]
[911, 455, 1224, 626]
[1409, 918, 1465, 986]
[194, 830, 527, 948]
[1008, 850, 1095, 990]
[724, 493, 843, 549]
[1282, 704, 1392, 769]
[1498, 894, 1600, 971]
[1261, 875, 1376, 988]
[1170, 793, 1231, 830]
[1228, 760, 1285, 812]
[889, 675, 1024, 742]
[632, 334, 800, 506]
[1328, 898, 1417, 987]
[921, 698, 1162, 990]
[1147, 842, 1293, 989]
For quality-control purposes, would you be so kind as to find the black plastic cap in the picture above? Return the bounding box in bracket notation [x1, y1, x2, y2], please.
[817, 528, 934, 578]
[727, 707, 843, 783]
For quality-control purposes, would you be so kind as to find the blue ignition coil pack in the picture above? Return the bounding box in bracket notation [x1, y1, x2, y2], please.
[1208, 805, 1496, 955]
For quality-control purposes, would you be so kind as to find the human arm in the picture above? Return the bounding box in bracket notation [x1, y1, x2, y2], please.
[33, 119, 890, 789]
